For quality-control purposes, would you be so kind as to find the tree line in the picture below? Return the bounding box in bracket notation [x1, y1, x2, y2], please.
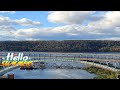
[0, 40, 120, 52]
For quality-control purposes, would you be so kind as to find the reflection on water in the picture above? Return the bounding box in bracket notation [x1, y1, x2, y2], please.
[3, 68, 96, 79]
[3, 62, 96, 79]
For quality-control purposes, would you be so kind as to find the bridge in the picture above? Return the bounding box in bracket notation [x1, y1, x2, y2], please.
[0, 65, 19, 76]
[1, 52, 120, 76]
[32, 59, 120, 72]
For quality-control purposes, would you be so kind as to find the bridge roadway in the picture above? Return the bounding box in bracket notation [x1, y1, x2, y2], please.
[0, 65, 19, 76]
[80, 61, 120, 72]
[33, 59, 120, 72]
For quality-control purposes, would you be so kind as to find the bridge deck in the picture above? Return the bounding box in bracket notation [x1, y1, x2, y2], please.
[80, 61, 120, 72]
[0, 65, 19, 76]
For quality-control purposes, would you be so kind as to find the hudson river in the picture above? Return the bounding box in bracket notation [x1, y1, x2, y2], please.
[3, 62, 97, 79]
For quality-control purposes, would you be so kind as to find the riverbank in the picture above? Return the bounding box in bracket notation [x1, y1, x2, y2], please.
[82, 65, 118, 79]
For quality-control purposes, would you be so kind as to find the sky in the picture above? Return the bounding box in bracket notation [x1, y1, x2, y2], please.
[0, 11, 120, 41]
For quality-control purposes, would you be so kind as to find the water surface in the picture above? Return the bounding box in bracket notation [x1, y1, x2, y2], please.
[4, 68, 96, 79]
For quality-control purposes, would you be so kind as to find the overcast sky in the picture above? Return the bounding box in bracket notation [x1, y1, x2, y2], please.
[0, 11, 120, 41]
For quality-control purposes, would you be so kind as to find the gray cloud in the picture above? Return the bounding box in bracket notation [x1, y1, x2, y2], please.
[47, 11, 95, 24]
[0, 15, 41, 26]
[1, 11, 120, 40]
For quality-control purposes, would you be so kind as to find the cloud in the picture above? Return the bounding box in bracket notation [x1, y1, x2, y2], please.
[89, 11, 120, 39]
[47, 11, 97, 24]
[12, 19, 120, 40]
[87, 11, 120, 34]
[0, 11, 16, 14]
[0, 24, 120, 40]
[15, 18, 41, 26]
[1, 11, 120, 40]
[14, 28, 53, 39]
[0, 16, 12, 25]
[0, 25, 16, 31]
[0, 15, 41, 26]
[0, 27, 15, 40]
[10, 24, 103, 40]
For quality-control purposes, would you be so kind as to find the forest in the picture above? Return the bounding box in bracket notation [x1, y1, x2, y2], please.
[0, 40, 120, 52]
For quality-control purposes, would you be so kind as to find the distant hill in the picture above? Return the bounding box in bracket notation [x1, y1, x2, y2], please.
[0, 40, 120, 52]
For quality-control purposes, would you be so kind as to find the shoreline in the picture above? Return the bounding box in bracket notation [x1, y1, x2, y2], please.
[82, 65, 119, 79]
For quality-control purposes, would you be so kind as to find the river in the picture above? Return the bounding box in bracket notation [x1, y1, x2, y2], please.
[3, 68, 96, 79]
[3, 62, 97, 79]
